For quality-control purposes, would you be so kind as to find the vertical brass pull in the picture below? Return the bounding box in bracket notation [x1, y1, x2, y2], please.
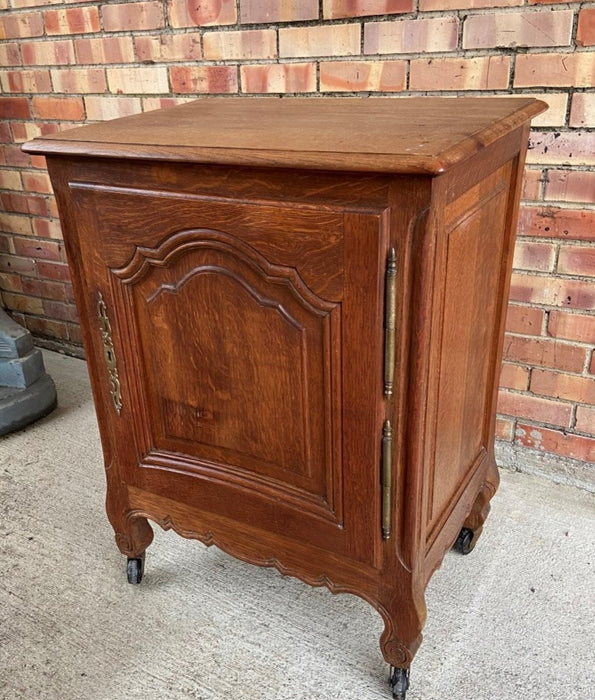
[384, 248, 397, 396]
[97, 292, 122, 415]
[381, 419, 393, 540]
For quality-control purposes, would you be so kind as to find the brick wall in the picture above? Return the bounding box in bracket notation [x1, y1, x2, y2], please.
[1, 1, 594, 482]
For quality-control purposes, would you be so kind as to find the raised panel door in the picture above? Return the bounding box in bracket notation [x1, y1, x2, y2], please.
[69, 181, 389, 565]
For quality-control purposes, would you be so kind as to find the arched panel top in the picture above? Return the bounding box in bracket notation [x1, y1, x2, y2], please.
[115, 228, 337, 315]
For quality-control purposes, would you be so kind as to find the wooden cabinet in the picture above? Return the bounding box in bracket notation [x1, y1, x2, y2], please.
[24, 97, 545, 698]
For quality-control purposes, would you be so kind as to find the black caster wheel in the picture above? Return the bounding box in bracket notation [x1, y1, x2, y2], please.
[453, 527, 476, 555]
[389, 666, 410, 700]
[126, 552, 145, 584]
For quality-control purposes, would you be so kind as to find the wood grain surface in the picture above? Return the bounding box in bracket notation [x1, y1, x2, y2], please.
[34, 97, 543, 687]
[23, 96, 546, 174]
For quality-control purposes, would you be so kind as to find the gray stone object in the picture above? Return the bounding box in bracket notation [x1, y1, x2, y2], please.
[0, 307, 57, 435]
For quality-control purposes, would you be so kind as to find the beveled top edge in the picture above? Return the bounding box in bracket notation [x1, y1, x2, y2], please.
[23, 96, 547, 175]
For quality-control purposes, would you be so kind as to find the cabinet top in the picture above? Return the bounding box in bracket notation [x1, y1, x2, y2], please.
[23, 96, 546, 175]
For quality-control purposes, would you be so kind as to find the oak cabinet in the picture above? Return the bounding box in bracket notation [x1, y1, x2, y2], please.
[24, 97, 545, 698]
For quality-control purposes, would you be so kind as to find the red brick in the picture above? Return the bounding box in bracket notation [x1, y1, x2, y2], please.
[529, 0, 582, 4]
[107, 66, 168, 95]
[557, 246, 595, 277]
[1, 291, 44, 315]
[241, 63, 316, 93]
[575, 406, 595, 433]
[75, 37, 135, 64]
[43, 300, 78, 323]
[67, 323, 83, 345]
[365, 17, 459, 54]
[0, 43, 21, 67]
[463, 10, 572, 49]
[0, 123, 11, 144]
[203, 29, 277, 61]
[515, 423, 595, 461]
[32, 96, 85, 121]
[2, 145, 31, 168]
[44, 7, 100, 35]
[32, 218, 62, 239]
[22, 40, 75, 66]
[505, 305, 544, 335]
[24, 316, 69, 342]
[527, 131, 595, 167]
[503, 334, 586, 373]
[570, 93, 595, 129]
[518, 207, 595, 242]
[85, 96, 141, 121]
[13, 236, 62, 261]
[0, 11, 43, 39]
[47, 197, 58, 218]
[409, 56, 510, 91]
[0, 235, 13, 254]
[51, 68, 107, 94]
[577, 8, 595, 47]
[1, 192, 48, 217]
[548, 311, 595, 344]
[143, 97, 192, 112]
[0, 96, 30, 119]
[279, 24, 361, 58]
[591, 352, 595, 376]
[0, 254, 36, 275]
[0, 69, 51, 93]
[0, 272, 23, 294]
[513, 241, 556, 272]
[169, 0, 237, 27]
[522, 169, 542, 200]
[0, 170, 23, 190]
[37, 260, 71, 282]
[524, 93, 568, 128]
[240, 0, 318, 24]
[29, 155, 47, 170]
[9, 0, 58, 6]
[500, 363, 529, 391]
[64, 283, 75, 303]
[509, 273, 595, 311]
[102, 2, 163, 32]
[514, 53, 595, 88]
[421, 0, 522, 7]
[0, 212, 32, 236]
[320, 60, 406, 92]
[170, 66, 238, 94]
[531, 370, 595, 404]
[324, 0, 413, 18]
[495, 416, 515, 441]
[544, 170, 595, 204]
[21, 277, 67, 302]
[11, 120, 59, 143]
[22, 171, 53, 194]
[134, 34, 201, 63]
[497, 390, 572, 427]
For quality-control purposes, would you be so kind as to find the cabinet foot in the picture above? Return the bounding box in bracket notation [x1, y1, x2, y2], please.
[453, 526, 482, 555]
[389, 667, 410, 700]
[126, 552, 145, 584]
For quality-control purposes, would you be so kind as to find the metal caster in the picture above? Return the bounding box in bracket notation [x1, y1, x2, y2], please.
[389, 666, 410, 700]
[453, 527, 477, 555]
[126, 552, 145, 584]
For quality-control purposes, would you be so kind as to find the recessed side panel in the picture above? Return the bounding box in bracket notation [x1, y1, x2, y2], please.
[427, 162, 513, 540]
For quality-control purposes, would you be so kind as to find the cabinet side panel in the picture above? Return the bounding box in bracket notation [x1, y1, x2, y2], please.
[427, 162, 513, 535]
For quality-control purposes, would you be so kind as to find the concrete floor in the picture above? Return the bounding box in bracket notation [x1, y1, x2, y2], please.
[0, 350, 593, 700]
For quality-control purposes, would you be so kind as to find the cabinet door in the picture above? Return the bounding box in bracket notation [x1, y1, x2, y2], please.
[70, 181, 388, 565]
